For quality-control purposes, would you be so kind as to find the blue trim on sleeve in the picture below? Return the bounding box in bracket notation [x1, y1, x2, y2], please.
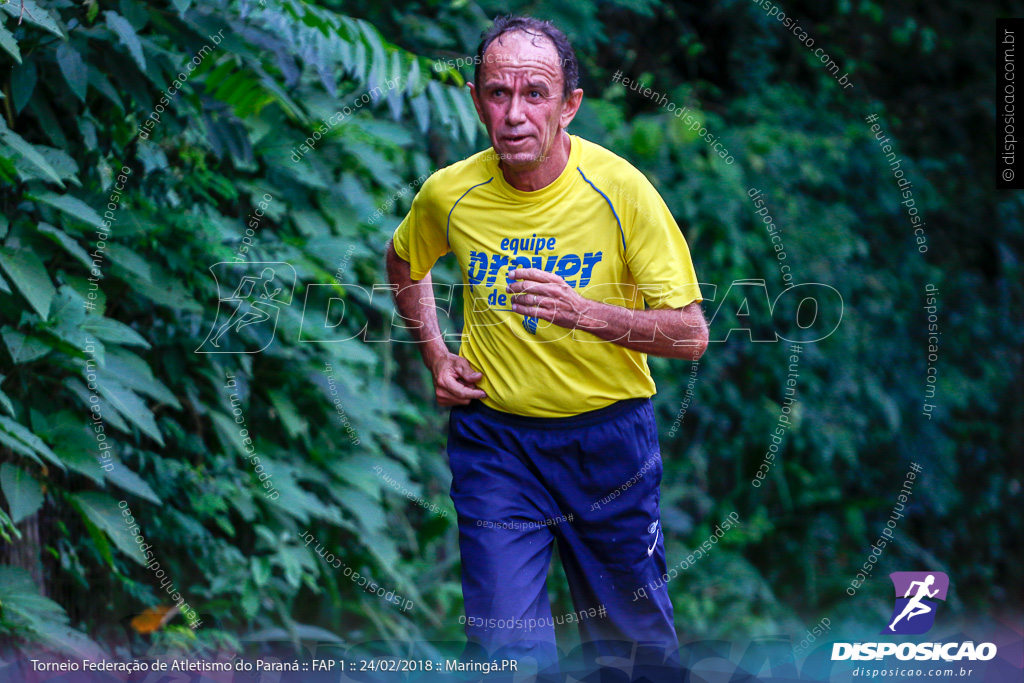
[447, 178, 494, 249]
[577, 167, 627, 252]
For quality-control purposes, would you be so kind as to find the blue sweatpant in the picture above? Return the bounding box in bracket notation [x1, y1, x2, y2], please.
[447, 397, 680, 680]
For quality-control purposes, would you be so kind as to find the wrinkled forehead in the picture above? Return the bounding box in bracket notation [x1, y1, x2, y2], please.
[480, 31, 564, 87]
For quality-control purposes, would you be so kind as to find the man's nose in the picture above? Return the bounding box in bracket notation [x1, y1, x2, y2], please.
[505, 93, 527, 125]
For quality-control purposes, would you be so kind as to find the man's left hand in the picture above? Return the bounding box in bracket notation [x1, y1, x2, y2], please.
[506, 268, 602, 330]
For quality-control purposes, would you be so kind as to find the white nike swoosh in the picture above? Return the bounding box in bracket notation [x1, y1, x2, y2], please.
[647, 527, 659, 556]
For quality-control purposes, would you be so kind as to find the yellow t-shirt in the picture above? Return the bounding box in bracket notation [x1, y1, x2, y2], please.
[392, 134, 702, 417]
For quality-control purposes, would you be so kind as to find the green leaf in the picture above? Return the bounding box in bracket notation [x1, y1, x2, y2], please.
[0, 506, 18, 543]
[95, 378, 164, 446]
[70, 492, 146, 565]
[0, 567, 103, 660]
[78, 503, 115, 568]
[0, 375, 14, 416]
[11, 149, 77, 185]
[56, 43, 88, 102]
[47, 286, 91, 353]
[0, 326, 51, 364]
[87, 67, 123, 112]
[104, 11, 146, 71]
[0, 119, 64, 187]
[405, 55, 422, 95]
[102, 348, 179, 409]
[353, 39, 367, 81]
[267, 390, 307, 439]
[0, 429, 43, 466]
[34, 147, 80, 184]
[0, 463, 44, 523]
[107, 244, 152, 283]
[123, 270, 203, 312]
[409, 91, 429, 133]
[204, 59, 236, 91]
[0, 416, 64, 471]
[0, 22, 22, 64]
[10, 59, 36, 114]
[427, 80, 452, 127]
[211, 411, 246, 457]
[1, 1, 64, 38]
[48, 421, 104, 484]
[103, 459, 161, 504]
[80, 316, 149, 348]
[448, 88, 478, 144]
[63, 377, 131, 435]
[0, 248, 57, 320]
[29, 191, 105, 229]
[36, 223, 92, 269]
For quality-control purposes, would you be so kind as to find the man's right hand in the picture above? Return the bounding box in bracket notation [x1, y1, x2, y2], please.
[385, 241, 486, 407]
[429, 352, 487, 406]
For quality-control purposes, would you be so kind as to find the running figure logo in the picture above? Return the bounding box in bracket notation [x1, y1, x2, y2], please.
[882, 571, 949, 635]
[196, 262, 296, 354]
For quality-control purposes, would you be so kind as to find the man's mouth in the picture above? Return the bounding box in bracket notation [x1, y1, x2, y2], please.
[502, 134, 532, 145]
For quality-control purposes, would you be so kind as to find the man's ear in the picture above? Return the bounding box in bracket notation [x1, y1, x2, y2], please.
[559, 88, 584, 129]
[468, 82, 487, 125]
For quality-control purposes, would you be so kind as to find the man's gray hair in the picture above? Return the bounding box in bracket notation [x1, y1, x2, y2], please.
[474, 15, 579, 99]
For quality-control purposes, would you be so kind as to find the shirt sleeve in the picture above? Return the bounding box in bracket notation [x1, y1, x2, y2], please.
[391, 175, 450, 280]
[620, 172, 703, 309]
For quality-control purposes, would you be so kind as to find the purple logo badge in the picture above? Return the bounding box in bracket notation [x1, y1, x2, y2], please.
[882, 571, 949, 635]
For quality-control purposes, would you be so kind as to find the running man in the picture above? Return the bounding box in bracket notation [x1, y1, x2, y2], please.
[889, 574, 940, 631]
[385, 15, 708, 677]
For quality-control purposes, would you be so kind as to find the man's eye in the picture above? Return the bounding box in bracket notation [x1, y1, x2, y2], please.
[529, 91, 542, 98]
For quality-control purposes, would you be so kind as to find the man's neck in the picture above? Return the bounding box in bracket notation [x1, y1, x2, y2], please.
[499, 132, 571, 192]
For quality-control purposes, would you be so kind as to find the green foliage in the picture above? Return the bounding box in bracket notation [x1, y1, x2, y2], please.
[0, 0, 475, 656]
[0, 0, 1019, 662]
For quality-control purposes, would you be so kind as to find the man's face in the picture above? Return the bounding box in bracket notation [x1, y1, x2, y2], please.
[469, 31, 580, 168]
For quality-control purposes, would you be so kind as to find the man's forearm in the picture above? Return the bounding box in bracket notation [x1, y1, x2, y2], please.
[576, 299, 708, 361]
[384, 240, 448, 369]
